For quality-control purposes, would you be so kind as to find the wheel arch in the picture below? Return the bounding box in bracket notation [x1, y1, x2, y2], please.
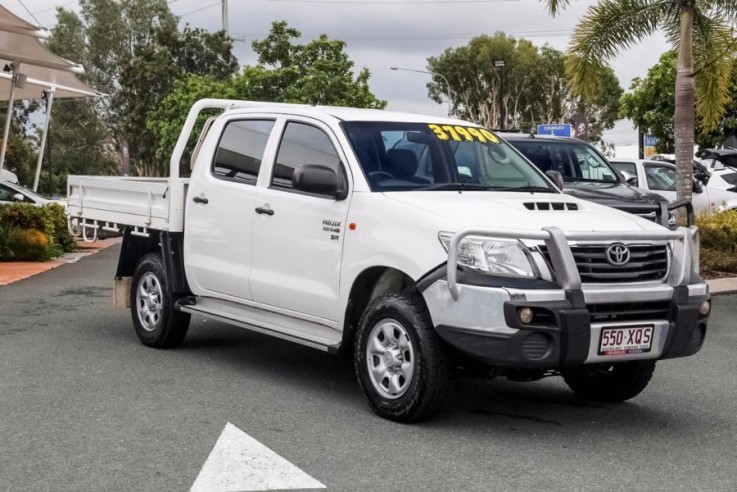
[340, 266, 425, 358]
[116, 228, 191, 295]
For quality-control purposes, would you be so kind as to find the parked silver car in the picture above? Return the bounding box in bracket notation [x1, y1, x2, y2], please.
[0, 180, 55, 206]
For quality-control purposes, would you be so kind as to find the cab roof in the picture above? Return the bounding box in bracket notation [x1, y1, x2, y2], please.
[225, 103, 470, 125]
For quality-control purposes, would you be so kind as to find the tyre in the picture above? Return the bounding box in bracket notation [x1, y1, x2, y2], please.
[130, 253, 190, 348]
[354, 292, 451, 423]
[562, 360, 657, 403]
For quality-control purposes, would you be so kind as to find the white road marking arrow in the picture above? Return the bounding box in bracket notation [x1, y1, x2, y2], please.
[190, 422, 326, 491]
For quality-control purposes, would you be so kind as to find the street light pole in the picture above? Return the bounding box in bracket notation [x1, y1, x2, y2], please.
[390, 66, 453, 117]
[221, 0, 229, 35]
[493, 59, 506, 130]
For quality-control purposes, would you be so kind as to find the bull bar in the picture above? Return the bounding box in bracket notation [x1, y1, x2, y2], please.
[447, 226, 701, 301]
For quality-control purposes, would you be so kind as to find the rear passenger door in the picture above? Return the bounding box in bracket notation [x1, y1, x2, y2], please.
[249, 118, 351, 323]
[184, 118, 277, 300]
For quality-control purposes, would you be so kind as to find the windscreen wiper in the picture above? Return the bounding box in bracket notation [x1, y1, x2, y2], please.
[489, 185, 555, 192]
[420, 183, 493, 191]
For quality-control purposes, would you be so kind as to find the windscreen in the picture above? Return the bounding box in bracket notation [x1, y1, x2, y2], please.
[341, 121, 554, 192]
[511, 140, 620, 184]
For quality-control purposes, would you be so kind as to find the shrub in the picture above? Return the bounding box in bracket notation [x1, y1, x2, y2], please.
[696, 210, 737, 274]
[0, 202, 76, 261]
[5, 228, 57, 261]
[44, 203, 76, 253]
[0, 224, 12, 260]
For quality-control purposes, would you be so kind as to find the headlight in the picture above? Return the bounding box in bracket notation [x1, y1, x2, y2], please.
[439, 233, 536, 277]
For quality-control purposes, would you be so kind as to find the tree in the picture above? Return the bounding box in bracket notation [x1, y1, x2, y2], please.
[622, 51, 737, 152]
[146, 75, 236, 173]
[540, 0, 737, 204]
[119, 25, 238, 175]
[49, 1, 239, 177]
[620, 52, 678, 152]
[241, 21, 386, 108]
[426, 33, 622, 141]
[39, 7, 116, 195]
[147, 21, 386, 174]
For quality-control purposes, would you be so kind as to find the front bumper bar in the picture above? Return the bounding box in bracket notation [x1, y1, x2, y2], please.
[425, 281, 710, 368]
[424, 225, 707, 368]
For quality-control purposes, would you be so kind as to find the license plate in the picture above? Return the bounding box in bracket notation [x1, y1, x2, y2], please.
[598, 325, 653, 356]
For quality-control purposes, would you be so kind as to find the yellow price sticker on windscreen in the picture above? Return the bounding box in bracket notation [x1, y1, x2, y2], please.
[428, 124, 499, 144]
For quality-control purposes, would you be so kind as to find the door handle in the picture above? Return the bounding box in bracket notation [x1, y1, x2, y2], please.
[255, 206, 274, 216]
[192, 194, 209, 204]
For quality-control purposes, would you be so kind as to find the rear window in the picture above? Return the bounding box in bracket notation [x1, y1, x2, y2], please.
[212, 120, 275, 185]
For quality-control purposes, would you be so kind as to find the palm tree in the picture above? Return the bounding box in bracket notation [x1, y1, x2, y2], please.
[542, 0, 737, 205]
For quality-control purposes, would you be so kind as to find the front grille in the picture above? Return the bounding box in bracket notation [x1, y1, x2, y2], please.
[539, 244, 669, 283]
[587, 301, 671, 323]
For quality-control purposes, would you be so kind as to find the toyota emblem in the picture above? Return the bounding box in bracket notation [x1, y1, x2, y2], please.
[606, 243, 631, 266]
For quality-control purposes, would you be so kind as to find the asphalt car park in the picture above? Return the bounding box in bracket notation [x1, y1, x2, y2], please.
[1, 245, 736, 491]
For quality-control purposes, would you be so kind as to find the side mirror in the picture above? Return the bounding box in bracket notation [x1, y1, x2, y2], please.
[626, 176, 638, 186]
[292, 164, 347, 199]
[692, 180, 703, 194]
[545, 170, 565, 190]
[12, 193, 24, 202]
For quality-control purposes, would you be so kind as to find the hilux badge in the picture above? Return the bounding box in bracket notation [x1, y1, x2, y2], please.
[606, 243, 631, 266]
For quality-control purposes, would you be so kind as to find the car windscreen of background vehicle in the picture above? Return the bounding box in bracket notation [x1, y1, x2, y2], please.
[341, 121, 553, 192]
[512, 140, 619, 183]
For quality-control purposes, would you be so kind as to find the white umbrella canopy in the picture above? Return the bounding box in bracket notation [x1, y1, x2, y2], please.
[0, 4, 98, 190]
[0, 5, 49, 39]
[0, 66, 98, 99]
[0, 6, 81, 73]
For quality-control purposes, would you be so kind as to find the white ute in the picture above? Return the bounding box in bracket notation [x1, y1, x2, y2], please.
[67, 100, 711, 422]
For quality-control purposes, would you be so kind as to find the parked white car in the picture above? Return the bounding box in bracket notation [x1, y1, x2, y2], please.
[0, 168, 19, 184]
[0, 180, 55, 206]
[610, 159, 737, 214]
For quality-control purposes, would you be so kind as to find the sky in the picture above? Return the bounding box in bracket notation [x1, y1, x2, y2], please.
[17, 0, 673, 151]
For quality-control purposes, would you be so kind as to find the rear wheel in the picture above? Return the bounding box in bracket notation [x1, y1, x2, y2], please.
[130, 253, 190, 348]
[354, 292, 451, 423]
[562, 360, 657, 403]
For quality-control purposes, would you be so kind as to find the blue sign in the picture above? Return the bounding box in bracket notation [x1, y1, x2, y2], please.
[644, 134, 660, 147]
[537, 124, 572, 137]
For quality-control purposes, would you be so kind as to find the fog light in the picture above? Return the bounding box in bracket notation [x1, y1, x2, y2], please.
[518, 307, 534, 324]
[699, 300, 711, 316]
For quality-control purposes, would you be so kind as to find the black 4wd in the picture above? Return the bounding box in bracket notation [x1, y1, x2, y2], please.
[502, 133, 674, 226]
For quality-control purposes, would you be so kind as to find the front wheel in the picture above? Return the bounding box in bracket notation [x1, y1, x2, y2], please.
[130, 253, 190, 348]
[354, 292, 451, 423]
[562, 360, 657, 403]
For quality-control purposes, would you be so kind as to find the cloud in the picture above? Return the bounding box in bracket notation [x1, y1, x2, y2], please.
[25, 0, 673, 145]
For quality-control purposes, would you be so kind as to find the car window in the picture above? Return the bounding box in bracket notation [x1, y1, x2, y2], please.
[272, 122, 342, 194]
[611, 161, 636, 177]
[342, 122, 554, 192]
[720, 172, 737, 185]
[212, 119, 275, 185]
[0, 183, 16, 201]
[644, 164, 677, 191]
[511, 140, 619, 183]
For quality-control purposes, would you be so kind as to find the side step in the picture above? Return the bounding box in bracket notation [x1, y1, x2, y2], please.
[176, 297, 342, 354]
